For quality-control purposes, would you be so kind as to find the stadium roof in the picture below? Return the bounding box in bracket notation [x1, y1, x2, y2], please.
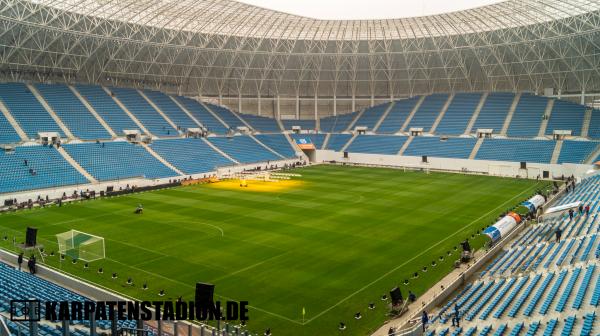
[28, 0, 599, 39]
[1, 0, 600, 99]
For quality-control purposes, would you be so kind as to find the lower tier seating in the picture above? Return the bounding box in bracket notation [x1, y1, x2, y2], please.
[150, 138, 234, 175]
[63, 142, 176, 181]
[476, 139, 555, 163]
[207, 136, 281, 164]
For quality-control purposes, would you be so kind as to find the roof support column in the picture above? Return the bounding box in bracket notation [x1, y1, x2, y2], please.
[352, 94, 356, 112]
[238, 93, 242, 114]
[314, 95, 318, 121]
[257, 94, 261, 116]
[296, 95, 300, 119]
[333, 95, 337, 116]
[276, 95, 281, 120]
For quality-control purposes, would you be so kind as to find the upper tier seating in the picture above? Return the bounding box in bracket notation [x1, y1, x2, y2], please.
[149, 138, 233, 174]
[546, 100, 586, 136]
[254, 134, 296, 158]
[109, 87, 177, 137]
[435, 93, 482, 135]
[476, 138, 555, 163]
[557, 140, 600, 164]
[207, 136, 281, 163]
[63, 142, 176, 181]
[290, 133, 327, 149]
[142, 90, 198, 129]
[282, 119, 316, 131]
[239, 114, 281, 133]
[35, 84, 111, 140]
[406, 94, 449, 132]
[320, 112, 360, 133]
[0, 109, 21, 144]
[353, 103, 391, 130]
[589, 109, 600, 139]
[403, 136, 477, 159]
[325, 134, 353, 151]
[0, 83, 64, 138]
[507, 94, 548, 137]
[205, 103, 246, 129]
[377, 97, 421, 134]
[0, 145, 87, 193]
[472, 92, 514, 134]
[346, 135, 408, 155]
[173, 97, 228, 134]
[74, 85, 140, 135]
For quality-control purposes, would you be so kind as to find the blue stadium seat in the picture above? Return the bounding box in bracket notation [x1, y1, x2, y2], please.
[406, 94, 449, 132]
[142, 90, 198, 129]
[74, 85, 140, 136]
[173, 97, 229, 134]
[109, 87, 177, 136]
[346, 135, 408, 155]
[254, 134, 297, 158]
[205, 103, 246, 129]
[353, 103, 391, 130]
[207, 136, 281, 163]
[282, 119, 316, 131]
[35, 84, 111, 140]
[546, 100, 586, 136]
[472, 92, 514, 134]
[507, 94, 548, 137]
[325, 134, 353, 151]
[475, 139, 555, 163]
[238, 114, 281, 133]
[378, 97, 421, 134]
[149, 138, 234, 174]
[0, 83, 64, 138]
[403, 137, 476, 159]
[0, 145, 87, 193]
[63, 142, 177, 181]
[557, 140, 599, 164]
[436, 93, 482, 135]
[320, 112, 359, 133]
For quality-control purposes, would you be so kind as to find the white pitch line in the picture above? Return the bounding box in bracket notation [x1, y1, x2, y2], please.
[303, 181, 543, 324]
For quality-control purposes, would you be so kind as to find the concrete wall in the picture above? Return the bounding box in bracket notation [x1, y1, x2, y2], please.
[315, 150, 593, 179]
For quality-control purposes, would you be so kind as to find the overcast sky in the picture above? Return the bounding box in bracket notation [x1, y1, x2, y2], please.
[237, 0, 503, 20]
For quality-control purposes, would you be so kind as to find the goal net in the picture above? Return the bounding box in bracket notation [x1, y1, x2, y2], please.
[56, 230, 105, 262]
[488, 164, 515, 177]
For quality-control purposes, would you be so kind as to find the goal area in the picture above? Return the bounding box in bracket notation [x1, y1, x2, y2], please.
[56, 230, 105, 262]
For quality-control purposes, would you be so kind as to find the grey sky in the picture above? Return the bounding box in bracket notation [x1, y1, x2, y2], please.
[237, 0, 504, 20]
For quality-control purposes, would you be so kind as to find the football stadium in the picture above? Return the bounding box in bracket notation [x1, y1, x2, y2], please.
[0, 0, 599, 335]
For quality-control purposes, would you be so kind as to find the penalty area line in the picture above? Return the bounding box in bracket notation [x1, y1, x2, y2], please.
[303, 181, 543, 325]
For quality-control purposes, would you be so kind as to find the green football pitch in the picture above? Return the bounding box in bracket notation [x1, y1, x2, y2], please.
[0, 165, 550, 335]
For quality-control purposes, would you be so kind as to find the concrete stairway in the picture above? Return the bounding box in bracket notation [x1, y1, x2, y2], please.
[464, 92, 489, 135]
[139, 142, 184, 176]
[339, 133, 358, 152]
[169, 95, 205, 129]
[137, 90, 179, 132]
[372, 101, 396, 132]
[56, 147, 98, 183]
[398, 136, 414, 155]
[469, 137, 485, 159]
[537, 99, 554, 137]
[345, 108, 366, 132]
[27, 84, 75, 139]
[201, 138, 239, 164]
[249, 134, 286, 159]
[0, 99, 28, 141]
[500, 93, 522, 135]
[321, 133, 332, 149]
[70, 85, 117, 138]
[429, 93, 455, 134]
[400, 95, 426, 133]
[550, 140, 563, 164]
[103, 86, 152, 136]
[581, 108, 593, 138]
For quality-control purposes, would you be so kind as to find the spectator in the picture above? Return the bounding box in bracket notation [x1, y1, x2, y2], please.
[452, 304, 460, 327]
[555, 227, 562, 242]
[17, 253, 23, 271]
[422, 311, 429, 332]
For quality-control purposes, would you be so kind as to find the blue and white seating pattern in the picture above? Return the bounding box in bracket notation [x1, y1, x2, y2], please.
[320, 112, 359, 133]
[289, 133, 327, 149]
[207, 135, 281, 164]
[436, 93, 482, 135]
[403, 137, 476, 159]
[109, 87, 177, 137]
[238, 114, 281, 133]
[0, 83, 64, 138]
[282, 119, 316, 131]
[345, 135, 408, 155]
[472, 92, 514, 134]
[406, 94, 449, 132]
[476, 138, 556, 163]
[149, 138, 234, 175]
[589, 109, 600, 139]
[546, 100, 586, 136]
[205, 103, 246, 129]
[353, 103, 391, 130]
[424, 174, 600, 335]
[35, 84, 111, 140]
[173, 96, 229, 134]
[377, 97, 420, 134]
[63, 142, 176, 181]
[325, 134, 353, 151]
[253, 134, 297, 158]
[507, 94, 548, 137]
[74, 84, 140, 136]
[557, 141, 600, 164]
[0, 145, 88, 193]
[142, 90, 198, 129]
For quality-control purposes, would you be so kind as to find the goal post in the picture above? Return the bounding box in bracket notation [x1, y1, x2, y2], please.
[56, 230, 105, 262]
[488, 164, 515, 177]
